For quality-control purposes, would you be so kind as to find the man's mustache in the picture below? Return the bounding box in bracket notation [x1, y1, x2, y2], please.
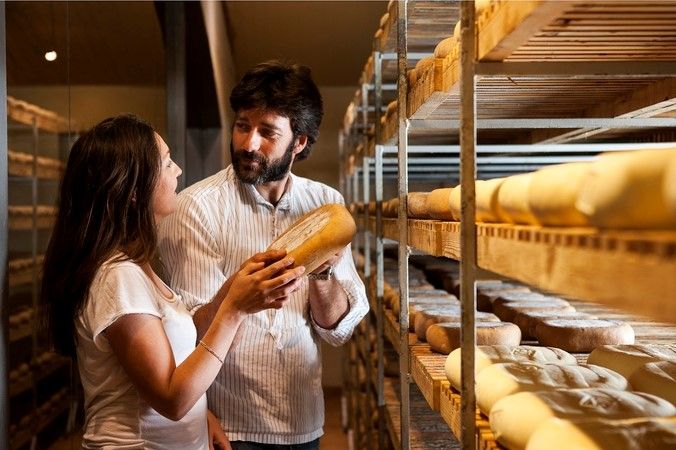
[234, 151, 265, 164]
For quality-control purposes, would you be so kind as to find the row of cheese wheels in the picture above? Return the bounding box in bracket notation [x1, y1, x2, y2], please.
[443, 344, 676, 450]
[369, 148, 676, 229]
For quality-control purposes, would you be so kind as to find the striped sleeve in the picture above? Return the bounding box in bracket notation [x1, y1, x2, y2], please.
[157, 193, 225, 313]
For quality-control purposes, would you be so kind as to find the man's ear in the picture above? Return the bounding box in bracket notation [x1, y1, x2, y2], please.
[292, 135, 308, 156]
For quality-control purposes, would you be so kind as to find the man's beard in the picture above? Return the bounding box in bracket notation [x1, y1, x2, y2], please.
[230, 140, 294, 185]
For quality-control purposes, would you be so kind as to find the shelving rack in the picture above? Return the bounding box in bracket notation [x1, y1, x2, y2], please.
[339, 1, 676, 450]
[6, 96, 76, 450]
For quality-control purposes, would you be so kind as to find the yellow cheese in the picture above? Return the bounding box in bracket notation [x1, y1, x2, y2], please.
[425, 188, 455, 220]
[665, 152, 676, 218]
[476, 178, 508, 223]
[587, 344, 676, 380]
[498, 173, 539, 225]
[267, 203, 356, 273]
[576, 148, 676, 229]
[525, 417, 676, 450]
[629, 361, 676, 405]
[491, 389, 675, 450]
[407, 192, 430, 218]
[528, 162, 591, 226]
[434, 37, 456, 59]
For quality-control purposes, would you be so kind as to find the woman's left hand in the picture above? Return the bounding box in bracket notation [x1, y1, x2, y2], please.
[207, 410, 231, 450]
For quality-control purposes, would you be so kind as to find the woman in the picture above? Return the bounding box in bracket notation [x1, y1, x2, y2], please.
[40, 114, 305, 449]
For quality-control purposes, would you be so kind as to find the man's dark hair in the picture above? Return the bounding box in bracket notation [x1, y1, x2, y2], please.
[230, 60, 323, 161]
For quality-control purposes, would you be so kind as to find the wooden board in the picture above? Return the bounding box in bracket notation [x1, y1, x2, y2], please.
[384, 377, 459, 450]
[8, 150, 64, 180]
[8, 205, 58, 230]
[410, 346, 449, 411]
[439, 384, 502, 450]
[7, 96, 73, 134]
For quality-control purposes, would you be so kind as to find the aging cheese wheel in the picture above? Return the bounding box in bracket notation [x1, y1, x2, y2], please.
[665, 151, 676, 217]
[445, 345, 577, 390]
[498, 173, 539, 225]
[491, 292, 568, 310]
[525, 417, 676, 450]
[427, 322, 521, 355]
[425, 188, 455, 220]
[407, 192, 430, 218]
[406, 299, 461, 331]
[448, 185, 462, 221]
[476, 178, 508, 223]
[514, 310, 596, 340]
[415, 309, 500, 341]
[587, 345, 676, 380]
[267, 203, 356, 273]
[390, 290, 457, 316]
[528, 162, 591, 227]
[493, 300, 575, 323]
[536, 320, 635, 353]
[382, 198, 399, 217]
[491, 389, 676, 450]
[576, 148, 676, 229]
[629, 361, 676, 405]
[475, 362, 628, 414]
[434, 36, 456, 58]
[477, 285, 532, 312]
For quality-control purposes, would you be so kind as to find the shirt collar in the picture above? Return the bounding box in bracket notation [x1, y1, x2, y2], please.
[234, 167, 295, 212]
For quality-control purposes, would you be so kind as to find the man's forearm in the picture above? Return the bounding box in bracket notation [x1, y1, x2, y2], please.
[308, 279, 349, 329]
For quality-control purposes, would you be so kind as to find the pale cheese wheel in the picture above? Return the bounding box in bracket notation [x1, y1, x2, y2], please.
[453, 20, 461, 40]
[629, 361, 676, 405]
[525, 417, 676, 450]
[513, 310, 596, 340]
[475, 362, 628, 414]
[390, 290, 457, 316]
[491, 292, 568, 310]
[449, 185, 462, 221]
[407, 192, 430, 218]
[427, 322, 521, 355]
[445, 345, 577, 390]
[415, 309, 500, 341]
[498, 173, 539, 225]
[491, 389, 676, 450]
[477, 286, 532, 312]
[536, 320, 635, 353]
[528, 162, 591, 226]
[587, 345, 676, 380]
[434, 37, 456, 58]
[493, 300, 575, 323]
[415, 56, 435, 74]
[576, 148, 676, 229]
[406, 299, 461, 330]
[476, 178, 509, 223]
[267, 203, 356, 273]
[425, 188, 455, 220]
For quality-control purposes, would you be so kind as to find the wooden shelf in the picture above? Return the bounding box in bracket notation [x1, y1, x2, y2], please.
[374, 217, 676, 323]
[410, 346, 448, 412]
[439, 384, 502, 450]
[383, 377, 459, 450]
[8, 205, 58, 230]
[7, 96, 73, 134]
[8, 150, 65, 180]
[8, 255, 44, 288]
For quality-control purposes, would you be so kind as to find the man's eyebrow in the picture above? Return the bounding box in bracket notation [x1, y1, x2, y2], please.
[260, 121, 283, 132]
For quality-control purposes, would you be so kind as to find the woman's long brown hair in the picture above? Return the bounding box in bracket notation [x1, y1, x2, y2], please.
[40, 114, 161, 357]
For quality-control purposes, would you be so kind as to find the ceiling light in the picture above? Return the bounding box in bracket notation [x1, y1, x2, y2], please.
[45, 51, 57, 62]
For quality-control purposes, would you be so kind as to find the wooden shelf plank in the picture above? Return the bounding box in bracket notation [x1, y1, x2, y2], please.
[8, 206, 58, 230]
[410, 346, 449, 412]
[374, 217, 676, 323]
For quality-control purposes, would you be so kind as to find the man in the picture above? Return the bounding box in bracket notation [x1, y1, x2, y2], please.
[158, 60, 369, 450]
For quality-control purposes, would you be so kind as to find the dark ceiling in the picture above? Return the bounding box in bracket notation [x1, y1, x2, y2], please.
[6, 1, 387, 87]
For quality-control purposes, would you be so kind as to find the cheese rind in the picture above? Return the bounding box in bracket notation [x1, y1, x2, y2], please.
[498, 173, 539, 225]
[407, 192, 430, 218]
[415, 309, 500, 341]
[427, 322, 521, 355]
[490, 389, 676, 450]
[629, 361, 676, 405]
[525, 417, 676, 450]
[493, 300, 574, 323]
[587, 344, 676, 380]
[475, 362, 628, 414]
[425, 188, 455, 220]
[535, 320, 635, 353]
[528, 162, 591, 226]
[267, 203, 356, 273]
[445, 345, 577, 390]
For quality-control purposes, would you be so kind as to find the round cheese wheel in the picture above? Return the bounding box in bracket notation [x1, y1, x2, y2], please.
[513, 310, 596, 340]
[434, 37, 456, 59]
[491, 389, 676, 450]
[407, 192, 430, 218]
[477, 286, 532, 312]
[476, 178, 509, 223]
[448, 185, 462, 221]
[453, 21, 461, 40]
[415, 309, 500, 341]
[491, 292, 568, 310]
[425, 188, 455, 220]
[406, 299, 461, 331]
[664, 151, 676, 217]
[528, 162, 591, 226]
[426, 322, 521, 355]
[536, 320, 635, 353]
[629, 361, 676, 405]
[475, 362, 628, 414]
[587, 345, 676, 380]
[267, 203, 356, 273]
[415, 56, 435, 74]
[576, 148, 676, 229]
[445, 345, 577, 390]
[525, 417, 676, 450]
[493, 300, 575, 323]
[498, 173, 539, 225]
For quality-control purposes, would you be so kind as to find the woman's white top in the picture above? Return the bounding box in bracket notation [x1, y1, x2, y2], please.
[75, 257, 208, 449]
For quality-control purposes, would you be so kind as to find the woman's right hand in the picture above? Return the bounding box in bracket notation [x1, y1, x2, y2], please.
[223, 250, 305, 315]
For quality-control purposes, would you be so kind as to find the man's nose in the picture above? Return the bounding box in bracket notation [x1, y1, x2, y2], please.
[241, 130, 262, 152]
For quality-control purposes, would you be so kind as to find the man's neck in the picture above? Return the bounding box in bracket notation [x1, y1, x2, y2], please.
[254, 174, 291, 206]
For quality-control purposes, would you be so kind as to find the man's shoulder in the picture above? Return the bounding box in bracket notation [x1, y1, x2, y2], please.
[291, 174, 343, 203]
[178, 167, 236, 205]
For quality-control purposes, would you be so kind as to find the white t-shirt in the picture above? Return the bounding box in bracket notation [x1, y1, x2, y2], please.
[75, 257, 208, 449]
